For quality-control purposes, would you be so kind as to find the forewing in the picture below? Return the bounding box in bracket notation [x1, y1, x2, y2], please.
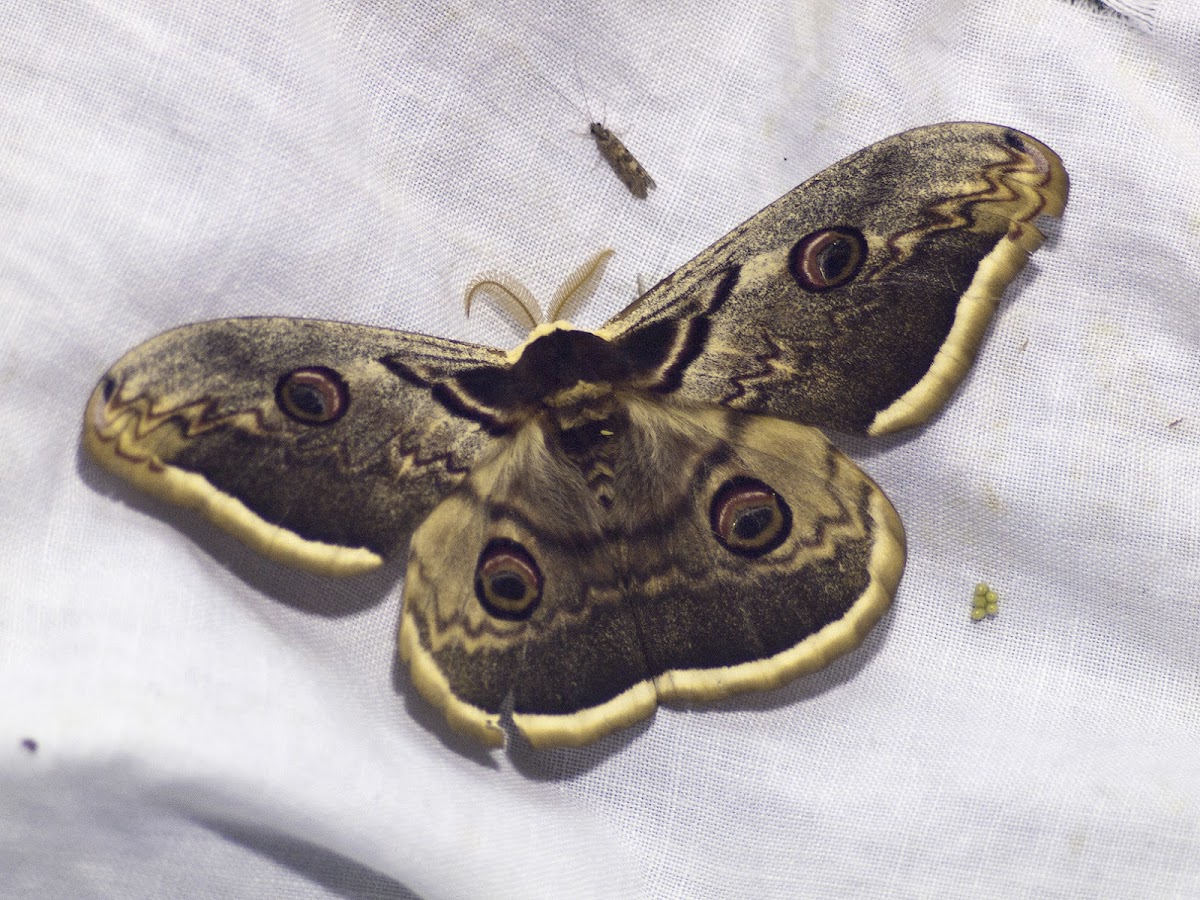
[603, 123, 1068, 435]
[84, 317, 506, 575]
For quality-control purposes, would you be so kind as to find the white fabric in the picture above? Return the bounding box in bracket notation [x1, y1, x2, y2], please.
[3, 1, 1199, 896]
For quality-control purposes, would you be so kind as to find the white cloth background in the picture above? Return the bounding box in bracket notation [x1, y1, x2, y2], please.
[3, 0, 1198, 896]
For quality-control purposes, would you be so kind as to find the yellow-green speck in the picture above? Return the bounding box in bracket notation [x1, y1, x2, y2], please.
[971, 583, 1000, 620]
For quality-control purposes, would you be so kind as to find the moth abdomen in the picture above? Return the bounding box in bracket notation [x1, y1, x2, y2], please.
[553, 407, 622, 510]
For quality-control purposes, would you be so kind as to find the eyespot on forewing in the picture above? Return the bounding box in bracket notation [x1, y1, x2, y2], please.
[275, 367, 349, 425]
[789, 227, 867, 291]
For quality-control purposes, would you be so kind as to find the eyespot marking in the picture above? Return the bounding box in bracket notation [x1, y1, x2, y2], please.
[710, 476, 793, 557]
[475, 538, 543, 620]
[789, 227, 867, 291]
[275, 366, 349, 425]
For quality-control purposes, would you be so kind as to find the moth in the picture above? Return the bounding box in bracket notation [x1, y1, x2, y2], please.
[538, 70, 656, 198]
[589, 122, 656, 199]
[83, 123, 1068, 749]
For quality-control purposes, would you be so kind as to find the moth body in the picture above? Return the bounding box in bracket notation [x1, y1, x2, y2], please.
[589, 122, 656, 199]
[534, 66, 655, 198]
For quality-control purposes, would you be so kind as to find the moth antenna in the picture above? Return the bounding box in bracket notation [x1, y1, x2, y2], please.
[464, 272, 543, 329]
[546, 248, 615, 323]
[536, 65, 589, 123]
[571, 57, 598, 123]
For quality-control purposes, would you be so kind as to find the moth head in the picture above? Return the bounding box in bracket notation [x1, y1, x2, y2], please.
[709, 476, 793, 557]
[789, 227, 867, 291]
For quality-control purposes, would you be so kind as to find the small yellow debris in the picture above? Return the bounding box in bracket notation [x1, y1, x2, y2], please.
[971, 583, 1000, 621]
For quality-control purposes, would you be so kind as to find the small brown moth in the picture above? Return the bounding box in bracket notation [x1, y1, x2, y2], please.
[588, 122, 656, 199]
[539, 67, 656, 199]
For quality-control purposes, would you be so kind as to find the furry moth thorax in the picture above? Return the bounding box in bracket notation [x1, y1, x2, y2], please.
[84, 123, 1068, 749]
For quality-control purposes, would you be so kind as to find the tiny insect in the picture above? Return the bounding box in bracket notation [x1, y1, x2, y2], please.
[540, 68, 656, 199]
[588, 122, 656, 199]
[20, 738, 38, 754]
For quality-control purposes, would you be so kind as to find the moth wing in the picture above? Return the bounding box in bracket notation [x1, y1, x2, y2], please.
[84, 317, 506, 575]
[400, 398, 905, 749]
[602, 122, 1068, 435]
[400, 419, 654, 748]
[625, 403, 904, 707]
